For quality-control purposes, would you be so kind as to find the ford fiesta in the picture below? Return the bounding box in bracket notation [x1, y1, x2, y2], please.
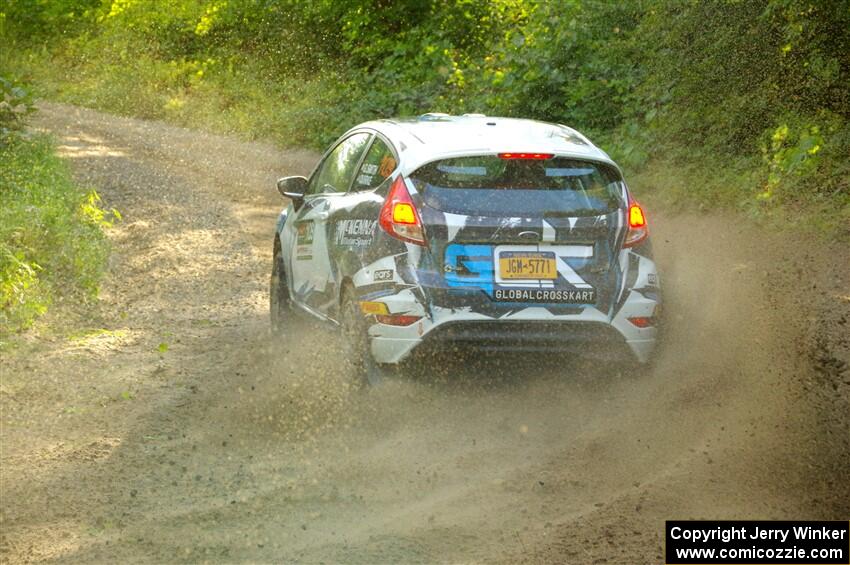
[271, 114, 661, 384]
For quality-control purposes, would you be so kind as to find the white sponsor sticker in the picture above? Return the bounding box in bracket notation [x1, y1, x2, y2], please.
[373, 269, 393, 282]
[335, 219, 377, 246]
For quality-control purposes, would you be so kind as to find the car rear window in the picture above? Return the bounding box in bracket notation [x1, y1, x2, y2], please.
[410, 156, 623, 217]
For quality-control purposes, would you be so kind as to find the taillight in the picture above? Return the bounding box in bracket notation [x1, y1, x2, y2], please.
[376, 314, 421, 326]
[623, 201, 648, 248]
[498, 152, 554, 160]
[628, 316, 655, 328]
[379, 176, 426, 245]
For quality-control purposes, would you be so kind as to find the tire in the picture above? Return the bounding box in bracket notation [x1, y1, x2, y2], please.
[340, 285, 386, 387]
[270, 239, 291, 336]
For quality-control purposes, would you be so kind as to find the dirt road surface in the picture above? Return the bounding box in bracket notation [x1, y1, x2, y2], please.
[2, 104, 848, 563]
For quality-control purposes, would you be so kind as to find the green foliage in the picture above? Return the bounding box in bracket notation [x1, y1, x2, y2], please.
[1, 0, 847, 236]
[0, 0, 100, 41]
[760, 111, 848, 200]
[0, 130, 112, 333]
[0, 76, 36, 139]
[471, 1, 645, 131]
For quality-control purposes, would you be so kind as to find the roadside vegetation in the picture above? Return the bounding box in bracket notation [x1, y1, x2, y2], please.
[0, 78, 113, 335]
[1, 0, 848, 237]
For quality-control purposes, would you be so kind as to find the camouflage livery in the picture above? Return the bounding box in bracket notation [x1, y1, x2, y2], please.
[274, 115, 661, 366]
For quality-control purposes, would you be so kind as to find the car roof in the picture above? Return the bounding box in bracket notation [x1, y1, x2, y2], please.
[349, 114, 619, 174]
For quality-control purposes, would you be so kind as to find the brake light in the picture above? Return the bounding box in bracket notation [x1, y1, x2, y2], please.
[379, 176, 426, 245]
[498, 152, 554, 160]
[392, 203, 417, 224]
[376, 314, 422, 326]
[629, 204, 646, 228]
[628, 316, 655, 328]
[623, 201, 648, 248]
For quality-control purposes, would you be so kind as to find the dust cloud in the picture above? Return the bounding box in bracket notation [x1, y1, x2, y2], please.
[1, 104, 847, 563]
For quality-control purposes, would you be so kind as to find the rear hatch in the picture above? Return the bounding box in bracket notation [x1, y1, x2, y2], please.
[410, 155, 625, 314]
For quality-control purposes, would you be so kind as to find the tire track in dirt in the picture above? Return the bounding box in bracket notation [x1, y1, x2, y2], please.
[1, 103, 847, 564]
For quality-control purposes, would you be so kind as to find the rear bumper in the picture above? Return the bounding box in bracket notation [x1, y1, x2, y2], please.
[371, 319, 657, 365]
[360, 247, 661, 367]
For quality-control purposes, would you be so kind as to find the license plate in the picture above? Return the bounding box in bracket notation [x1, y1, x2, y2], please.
[493, 288, 596, 304]
[499, 251, 557, 280]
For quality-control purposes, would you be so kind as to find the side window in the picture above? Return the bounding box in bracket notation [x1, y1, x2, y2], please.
[350, 137, 397, 192]
[308, 133, 371, 195]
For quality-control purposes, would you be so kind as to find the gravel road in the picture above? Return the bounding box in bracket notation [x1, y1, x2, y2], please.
[1, 103, 848, 563]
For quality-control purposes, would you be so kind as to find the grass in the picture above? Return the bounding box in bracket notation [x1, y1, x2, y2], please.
[629, 156, 850, 239]
[0, 132, 113, 335]
[3, 41, 354, 149]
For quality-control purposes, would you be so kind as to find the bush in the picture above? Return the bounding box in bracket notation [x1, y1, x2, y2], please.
[0, 129, 112, 334]
[1, 0, 847, 237]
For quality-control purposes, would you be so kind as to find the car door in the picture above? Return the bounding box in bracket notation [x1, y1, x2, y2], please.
[287, 132, 372, 315]
[323, 135, 400, 300]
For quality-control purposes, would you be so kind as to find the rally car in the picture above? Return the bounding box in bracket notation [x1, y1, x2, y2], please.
[271, 113, 661, 384]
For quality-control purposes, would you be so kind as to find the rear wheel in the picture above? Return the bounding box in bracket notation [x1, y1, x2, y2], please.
[340, 286, 386, 387]
[270, 240, 291, 335]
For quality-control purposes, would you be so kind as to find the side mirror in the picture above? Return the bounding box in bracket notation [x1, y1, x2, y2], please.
[276, 176, 308, 207]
